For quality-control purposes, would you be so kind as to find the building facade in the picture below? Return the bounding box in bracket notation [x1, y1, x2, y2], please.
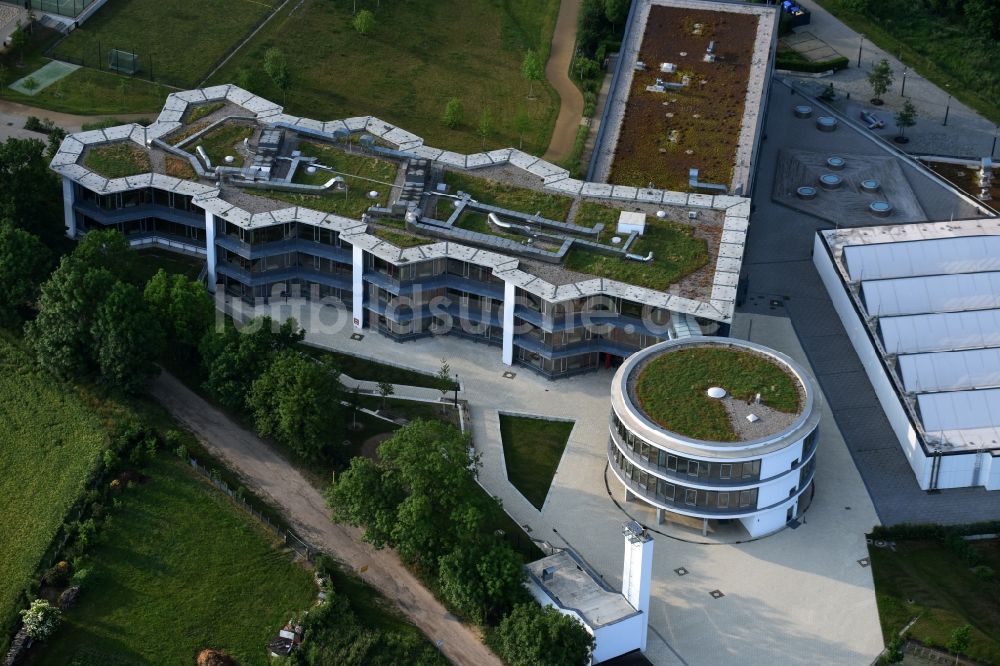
[607, 337, 820, 537]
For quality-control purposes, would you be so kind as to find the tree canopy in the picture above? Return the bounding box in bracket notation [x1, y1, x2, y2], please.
[144, 269, 214, 356]
[0, 222, 50, 326]
[0, 138, 64, 247]
[494, 603, 595, 666]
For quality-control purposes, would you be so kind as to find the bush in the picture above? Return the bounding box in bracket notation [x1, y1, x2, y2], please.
[775, 54, 850, 73]
[20, 599, 61, 641]
[43, 561, 71, 587]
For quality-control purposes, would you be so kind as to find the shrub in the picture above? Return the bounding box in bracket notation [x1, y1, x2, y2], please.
[43, 561, 71, 587]
[20, 599, 61, 640]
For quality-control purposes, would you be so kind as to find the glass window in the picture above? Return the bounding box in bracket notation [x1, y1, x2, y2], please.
[720, 464, 732, 479]
[657, 450, 667, 468]
[667, 455, 678, 472]
[739, 490, 752, 507]
[687, 460, 699, 476]
[699, 462, 711, 477]
[684, 489, 697, 506]
[662, 483, 675, 501]
[718, 493, 730, 508]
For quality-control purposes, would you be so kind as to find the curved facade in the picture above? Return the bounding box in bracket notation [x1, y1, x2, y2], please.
[608, 337, 820, 538]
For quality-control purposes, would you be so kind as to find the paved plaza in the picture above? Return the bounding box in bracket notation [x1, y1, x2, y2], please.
[236, 296, 883, 666]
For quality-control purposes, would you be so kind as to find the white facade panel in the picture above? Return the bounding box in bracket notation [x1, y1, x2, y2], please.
[861, 272, 1000, 317]
[878, 309, 1000, 355]
[844, 235, 1000, 282]
[898, 349, 1000, 393]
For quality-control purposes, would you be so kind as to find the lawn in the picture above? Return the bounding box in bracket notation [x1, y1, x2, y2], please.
[443, 171, 574, 221]
[498, 414, 574, 510]
[813, 0, 1000, 125]
[196, 122, 253, 166]
[133, 249, 205, 283]
[82, 142, 150, 178]
[164, 155, 199, 180]
[370, 226, 431, 248]
[0, 336, 108, 656]
[563, 222, 709, 291]
[207, 0, 560, 154]
[455, 210, 524, 242]
[870, 539, 1000, 664]
[635, 346, 801, 441]
[185, 101, 226, 124]
[27, 457, 316, 665]
[298, 344, 456, 390]
[51, 0, 280, 89]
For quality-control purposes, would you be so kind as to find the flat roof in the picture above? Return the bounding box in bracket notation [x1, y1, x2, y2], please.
[525, 550, 639, 629]
[50, 84, 752, 323]
[822, 219, 1000, 453]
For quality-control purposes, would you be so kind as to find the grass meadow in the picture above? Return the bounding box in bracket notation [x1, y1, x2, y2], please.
[0, 335, 108, 656]
[499, 414, 574, 510]
[26, 457, 316, 665]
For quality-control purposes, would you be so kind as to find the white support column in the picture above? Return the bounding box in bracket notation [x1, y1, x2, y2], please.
[62, 177, 76, 239]
[622, 524, 655, 651]
[502, 280, 515, 365]
[204, 210, 217, 293]
[352, 244, 364, 329]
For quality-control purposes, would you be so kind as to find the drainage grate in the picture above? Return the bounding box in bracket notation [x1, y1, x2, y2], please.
[503, 371, 517, 379]
[857, 557, 870, 568]
[350, 333, 364, 341]
[710, 590, 725, 599]
[674, 567, 689, 576]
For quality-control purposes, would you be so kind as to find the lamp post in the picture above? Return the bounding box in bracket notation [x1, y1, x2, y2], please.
[900, 67, 908, 97]
[857, 34, 864, 68]
[453, 374, 459, 407]
[942, 86, 952, 126]
[992, 125, 998, 158]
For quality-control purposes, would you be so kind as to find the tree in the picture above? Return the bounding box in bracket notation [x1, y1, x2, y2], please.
[144, 269, 214, 358]
[867, 58, 894, 104]
[377, 379, 394, 409]
[10, 21, 28, 67]
[965, 0, 1000, 41]
[442, 98, 464, 129]
[521, 49, 544, 98]
[353, 9, 376, 36]
[893, 99, 918, 142]
[435, 359, 453, 413]
[0, 222, 50, 326]
[477, 106, 494, 149]
[948, 625, 972, 666]
[513, 106, 530, 149]
[247, 350, 343, 460]
[881, 632, 905, 664]
[326, 455, 405, 548]
[72, 228, 138, 283]
[91, 281, 164, 393]
[0, 137, 64, 247]
[263, 48, 290, 103]
[495, 603, 595, 666]
[603, 0, 630, 30]
[438, 541, 525, 624]
[20, 599, 61, 641]
[200, 316, 304, 410]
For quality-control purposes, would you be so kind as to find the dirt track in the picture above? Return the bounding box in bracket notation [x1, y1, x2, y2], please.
[542, 0, 584, 163]
[150, 371, 502, 666]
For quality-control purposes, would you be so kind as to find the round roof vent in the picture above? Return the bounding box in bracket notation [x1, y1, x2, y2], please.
[656, 210, 667, 219]
[816, 116, 838, 132]
[224, 155, 235, 164]
[707, 387, 727, 399]
[826, 156, 846, 170]
[861, 178, 879, 192]
[797, 186, 817, 200]
[793, 105, 813, 119]
[819, 173, 843, 189]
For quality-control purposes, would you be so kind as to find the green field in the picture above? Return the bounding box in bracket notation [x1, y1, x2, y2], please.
[870, 539, 1000, 664]
[27, 457, 316, 665]
[814, 0, 999, 124]
[499, 414, 574, 510]
[635, 346, 801, 441]
[0, 336, 108, 656]
[51, 0, 280, 89]
[207, 0, 561, 153]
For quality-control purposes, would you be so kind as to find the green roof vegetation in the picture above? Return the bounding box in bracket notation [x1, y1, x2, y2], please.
[454, 210, 523, 242]
[635, 346, 801, 441]
[185, 101, 226, 124]
[871, 538, 1000, 664]
[443, 171, 573, 221]
[499, 414, 574, 510]
[164, 155, 198, 181]
[0, 336, 107, 655]
[573, 201, 620, 231]
[292, 141, 397, 185]
[564, 221, 708, 291]
[82, 142, 151, 178]
[198, 122, 253, 167]
[28, 457, 316, 664]
[371, 227, 429, 248]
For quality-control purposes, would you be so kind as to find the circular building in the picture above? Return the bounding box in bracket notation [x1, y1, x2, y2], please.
[608, 337, 820, 538]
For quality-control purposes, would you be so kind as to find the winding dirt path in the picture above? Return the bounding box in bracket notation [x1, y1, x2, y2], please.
[542, 0, 585, 163]
[0, 98, 153, 132]
[150, 371, 502, 666]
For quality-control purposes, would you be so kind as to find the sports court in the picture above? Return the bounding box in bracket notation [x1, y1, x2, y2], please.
[8, 60, 79, 95]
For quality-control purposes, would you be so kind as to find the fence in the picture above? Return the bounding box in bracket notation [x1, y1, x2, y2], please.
[31, 0, 96, 19]
[186, 456, 317, 561]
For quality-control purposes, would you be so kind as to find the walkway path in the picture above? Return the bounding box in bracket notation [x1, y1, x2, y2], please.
[149, 370, 502, 666]
[542, 0, 584, 163]
[0, 98, 152, 132]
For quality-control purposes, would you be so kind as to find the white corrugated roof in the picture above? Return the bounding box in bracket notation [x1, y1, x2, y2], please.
[844, 235, 1000, 282]
[898, 349, 1000, 393]
[861, 271, 1000, 317]
[918, 388, 1000, 433]
[879, 309, 1000, 355]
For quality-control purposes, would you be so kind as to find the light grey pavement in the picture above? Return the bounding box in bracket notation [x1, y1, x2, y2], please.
[0, 110, 46, 141]
[242, 297, 883, 666]
[783, 0, 998, 159]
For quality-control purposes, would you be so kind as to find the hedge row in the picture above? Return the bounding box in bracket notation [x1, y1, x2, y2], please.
[775, 55, 850, 73]
[870, 521, 1000, 541]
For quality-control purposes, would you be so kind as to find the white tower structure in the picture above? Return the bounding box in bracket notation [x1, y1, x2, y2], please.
[622, 520, 654, 650]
